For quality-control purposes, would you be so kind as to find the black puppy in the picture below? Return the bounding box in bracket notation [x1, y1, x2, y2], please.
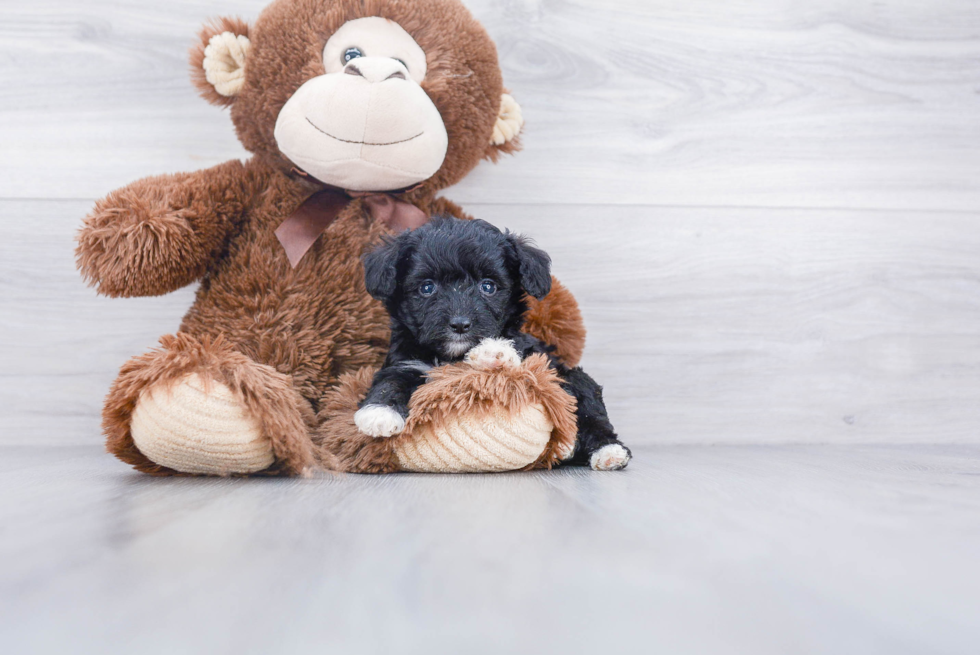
[355, 216, 631, 471]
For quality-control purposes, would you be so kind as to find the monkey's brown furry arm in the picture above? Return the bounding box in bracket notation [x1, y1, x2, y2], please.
[524, 277, 586, 367]
[76, 160, 255, 297]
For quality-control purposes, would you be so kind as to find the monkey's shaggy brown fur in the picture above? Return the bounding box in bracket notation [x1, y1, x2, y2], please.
[104, 333, 328, 476]
[77, 0, 584, 475]
[523, 279, 586, 369]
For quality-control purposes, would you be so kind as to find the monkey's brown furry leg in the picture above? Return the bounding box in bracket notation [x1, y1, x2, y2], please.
[313, 357, 579, 474]
[104, 333, 320, 476]
[314, 368, 400, 473]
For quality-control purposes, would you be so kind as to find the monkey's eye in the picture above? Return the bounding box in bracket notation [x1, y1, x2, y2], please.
[343, 47, 363, 64]
[480, 280, 497, 295]
[419, 281, 436, 297]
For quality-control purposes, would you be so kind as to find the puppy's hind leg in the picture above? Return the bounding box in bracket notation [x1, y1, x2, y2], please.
[588, 442, 632, 471]
[560, 367, 632, 471]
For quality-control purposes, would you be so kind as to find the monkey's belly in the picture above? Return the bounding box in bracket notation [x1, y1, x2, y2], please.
[392, 403, 553, 473]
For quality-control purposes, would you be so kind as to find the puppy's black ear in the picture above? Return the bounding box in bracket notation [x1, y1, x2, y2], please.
[507, 233, 552, 300]
[363, 237, 401, 301]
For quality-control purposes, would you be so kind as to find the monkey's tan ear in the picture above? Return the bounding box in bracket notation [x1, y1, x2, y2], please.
[486, 93, 524, 160]
[190, 17, 250, 107]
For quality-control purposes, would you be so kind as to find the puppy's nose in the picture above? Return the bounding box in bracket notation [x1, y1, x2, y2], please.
[449, 317, 472, 334]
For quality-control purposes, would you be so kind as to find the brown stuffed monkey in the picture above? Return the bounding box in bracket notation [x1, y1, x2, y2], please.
[76, 0, 585, 476]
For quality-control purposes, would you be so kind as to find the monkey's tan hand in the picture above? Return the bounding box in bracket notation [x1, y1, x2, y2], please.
[77, 199, 204, 298]
[76, 161, 248, 298]
[464, 338, 522, 371]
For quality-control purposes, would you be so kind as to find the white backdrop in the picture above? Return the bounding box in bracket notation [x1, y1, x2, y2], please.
[2, 0, 979, 445]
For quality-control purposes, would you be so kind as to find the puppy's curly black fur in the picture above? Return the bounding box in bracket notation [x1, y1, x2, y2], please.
[357, 216, 631, 470]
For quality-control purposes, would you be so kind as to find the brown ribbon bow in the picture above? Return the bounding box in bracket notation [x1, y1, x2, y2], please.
[275, 185, 429, 268]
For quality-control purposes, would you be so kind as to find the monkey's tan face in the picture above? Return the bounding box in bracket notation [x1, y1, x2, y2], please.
[273, 17, 449, 192]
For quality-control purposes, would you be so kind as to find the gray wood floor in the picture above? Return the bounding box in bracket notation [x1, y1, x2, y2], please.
[2, 444, 979, 654]
[2, 0, 980, 652]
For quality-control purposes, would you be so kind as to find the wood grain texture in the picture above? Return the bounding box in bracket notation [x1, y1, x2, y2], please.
[2, 2, 979, 443]
[4, 199, 980, 446]
[1, 444, 978, 654]
[1, 0, 979, 209]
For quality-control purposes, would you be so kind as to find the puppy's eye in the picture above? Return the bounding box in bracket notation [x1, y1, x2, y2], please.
[419, 281, 436, 297]
[479, 280, 497, 295]
[343, 47, 363, 64]
[393, 58, 408, 71]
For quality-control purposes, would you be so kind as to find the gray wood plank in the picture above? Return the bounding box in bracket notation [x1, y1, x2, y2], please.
[0, 444, 977, 654]
[1, 0, 979, 209]
[4, 199, 980, 446]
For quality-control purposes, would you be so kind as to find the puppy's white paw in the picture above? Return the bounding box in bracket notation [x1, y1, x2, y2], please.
[464, 337, 521, 371]
[590, 443, 631, 471]
[354, 404, 406, 438]
[557, 439, 576, 462]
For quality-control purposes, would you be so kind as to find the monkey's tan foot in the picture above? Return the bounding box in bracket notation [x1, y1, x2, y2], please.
[131, 372, 274, 475]
[393, 403, 554, 473]
[104, 333, 318, 476]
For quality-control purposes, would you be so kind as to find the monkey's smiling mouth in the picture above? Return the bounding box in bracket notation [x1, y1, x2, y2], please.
[305, 118, 424, 146]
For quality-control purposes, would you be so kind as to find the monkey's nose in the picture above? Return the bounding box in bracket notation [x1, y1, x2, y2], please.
[343, 57, 409, 84]
[449, 317, 472, 334]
